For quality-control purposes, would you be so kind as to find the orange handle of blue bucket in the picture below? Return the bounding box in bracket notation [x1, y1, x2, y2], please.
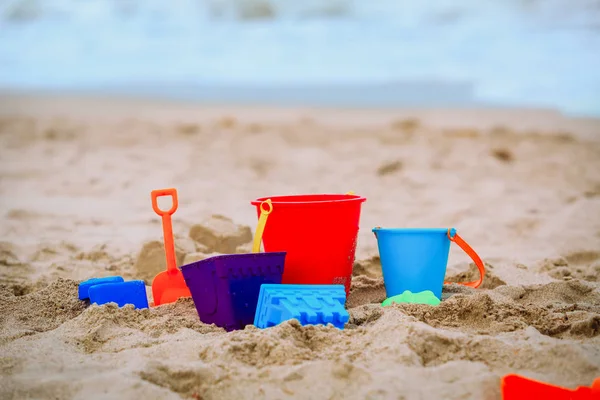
[444, 228, 485, 288]
[252, 199, 272, 253]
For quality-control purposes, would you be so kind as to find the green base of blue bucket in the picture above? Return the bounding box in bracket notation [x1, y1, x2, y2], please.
[381, 290, 441, 307]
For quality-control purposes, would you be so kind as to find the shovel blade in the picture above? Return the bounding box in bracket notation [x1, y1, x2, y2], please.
[151, 270, 191, 306]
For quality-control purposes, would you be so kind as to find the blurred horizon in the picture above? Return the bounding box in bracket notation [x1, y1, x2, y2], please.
[1, 0, 599, 116]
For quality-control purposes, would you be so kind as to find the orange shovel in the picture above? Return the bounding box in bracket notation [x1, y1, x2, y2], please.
[150, 188, 191, 306]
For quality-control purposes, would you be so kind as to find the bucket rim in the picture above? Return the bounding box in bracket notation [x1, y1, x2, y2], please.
[180, 251, 287, 271]
[251, 193, 366, 206]
[372, 227, 455, 234]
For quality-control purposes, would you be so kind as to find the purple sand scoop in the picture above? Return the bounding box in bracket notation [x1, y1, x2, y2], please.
[181, 252, 285, 331]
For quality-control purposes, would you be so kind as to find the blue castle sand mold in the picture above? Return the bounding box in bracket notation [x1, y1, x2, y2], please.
[254, 284, 349, 329]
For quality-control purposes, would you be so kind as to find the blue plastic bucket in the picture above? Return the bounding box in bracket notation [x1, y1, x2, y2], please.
[372, 227, 485, 300]
[373, 228, 455, 300]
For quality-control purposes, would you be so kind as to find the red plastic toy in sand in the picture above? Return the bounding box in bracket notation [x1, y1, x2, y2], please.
[501, 374, 600, 400]
[150, 188, 191, 306]
[250, 193, 366, 295]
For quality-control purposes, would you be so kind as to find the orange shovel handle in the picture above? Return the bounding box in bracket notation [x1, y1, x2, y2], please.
[444, 228, 485, 288]
[151, 188, 178, 274]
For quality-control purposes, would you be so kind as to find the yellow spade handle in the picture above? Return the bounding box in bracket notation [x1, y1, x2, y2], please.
[252, 199, 273, 253]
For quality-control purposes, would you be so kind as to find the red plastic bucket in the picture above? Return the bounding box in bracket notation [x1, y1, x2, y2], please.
[250, 194, 367, 294]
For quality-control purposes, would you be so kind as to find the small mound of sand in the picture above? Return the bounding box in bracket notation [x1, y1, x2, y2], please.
[199, 320, 355, 368]
[499, 279, 600, 312]
[404, 323, 600, 384]
[0, 279, 47, 297]
[352, 256, 382, 278]
[390, 118, 420, 133]
[61, 298, 223, 354]
[539, 252, 600, 282]
[396, 280, 600, 338]
[490, 148, 514, 162]
[0, 241, 22, 266]
[376, 160, 403, 176]
[347, 304, 384, 327]
[74, 244, 115, 263]
[139, 361, 215, 397]
[0, 241, 38, 295]
[347, 275, 386, 308]
[28, 241, 79, 263]
[0, 278, 87, 345]
[188, 214, 252, 254]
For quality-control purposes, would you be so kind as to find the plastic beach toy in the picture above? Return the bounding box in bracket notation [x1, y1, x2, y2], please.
[88, 280, 149, 309]
[501, 374, 600, 400]
[382, 290, 441, 307]
[372, 227, 485, 300]
[254, 284, 349, 329]
[150, 188, 191, 306]
[78, 276, 124, 300]
[78, 277, 149, 309]
[250, 193, 366, 295]
[181, 199, 285, 331]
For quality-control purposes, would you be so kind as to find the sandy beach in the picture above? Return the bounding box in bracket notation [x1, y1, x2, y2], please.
[1, 94, 599, 399]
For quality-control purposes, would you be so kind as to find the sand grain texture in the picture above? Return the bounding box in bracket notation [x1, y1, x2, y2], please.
[1, 95, 599, 399]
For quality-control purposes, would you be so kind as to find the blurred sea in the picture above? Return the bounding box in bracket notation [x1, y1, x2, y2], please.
[1, 0, 599, 116]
